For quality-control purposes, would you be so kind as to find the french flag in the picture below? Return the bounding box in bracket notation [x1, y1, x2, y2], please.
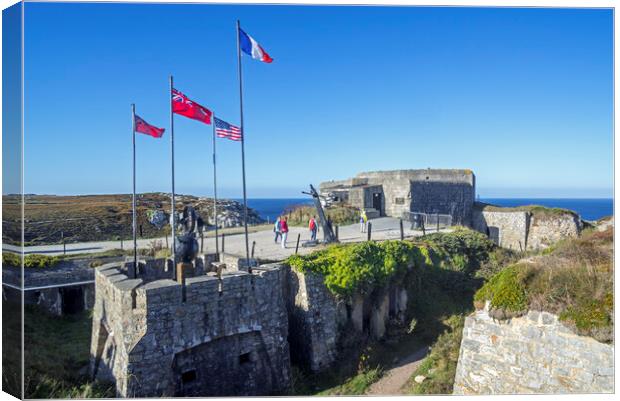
[239, 28, 273, 63]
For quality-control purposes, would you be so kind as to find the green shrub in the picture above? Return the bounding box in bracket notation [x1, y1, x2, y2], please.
[2, 252, 21, 268]
[474, 264, 528, 312]
[23, 254, 60, 269]
[289, 229, 496, 299]
[422, 228, 495, 275]
[289, 241, 417, 298]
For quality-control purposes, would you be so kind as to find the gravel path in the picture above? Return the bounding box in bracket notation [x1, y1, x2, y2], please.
[366, 346, 428, 395]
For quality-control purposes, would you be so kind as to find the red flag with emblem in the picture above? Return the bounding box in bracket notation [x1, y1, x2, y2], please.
[172, 88, 212, 125]
[135, 114, 165, 138]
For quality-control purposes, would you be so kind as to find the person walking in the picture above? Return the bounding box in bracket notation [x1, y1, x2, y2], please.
[360, 209, 368, 233]
[274, 217, 282, 243]
[309, 216, 318, 241]
[280, 217, 289, 249]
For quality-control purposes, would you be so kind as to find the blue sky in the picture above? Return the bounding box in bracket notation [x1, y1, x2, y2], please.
[16, 3, 613, 198]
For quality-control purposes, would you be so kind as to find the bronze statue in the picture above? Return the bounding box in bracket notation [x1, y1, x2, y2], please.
[175, 206, 199, 263]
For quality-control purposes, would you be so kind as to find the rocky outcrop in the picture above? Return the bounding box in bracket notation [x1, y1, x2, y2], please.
[453, 306, 614, 395]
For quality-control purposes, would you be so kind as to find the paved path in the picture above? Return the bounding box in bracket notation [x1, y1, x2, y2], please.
[4, 218, 449, 261]
[366, 346, 429, 395]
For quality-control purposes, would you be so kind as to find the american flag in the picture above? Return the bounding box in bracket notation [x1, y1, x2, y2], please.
[214, 117, 242, 141]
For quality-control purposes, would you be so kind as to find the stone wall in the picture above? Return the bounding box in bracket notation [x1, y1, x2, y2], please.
[527, 213, 581, 250]
[472, 206, 582, 251]
[472, 210, 529, 251]
[90, 260, 291, 397]
[453, 307, 614, 394]
[286, 266, 409, 372]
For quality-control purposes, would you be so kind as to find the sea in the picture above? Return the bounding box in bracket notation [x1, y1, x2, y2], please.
[241, 198, 613, 223]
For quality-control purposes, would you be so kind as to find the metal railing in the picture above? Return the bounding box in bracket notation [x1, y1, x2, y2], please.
[401, 212, 453, 232]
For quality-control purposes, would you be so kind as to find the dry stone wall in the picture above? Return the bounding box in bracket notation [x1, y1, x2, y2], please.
[453, 307, 614, 394]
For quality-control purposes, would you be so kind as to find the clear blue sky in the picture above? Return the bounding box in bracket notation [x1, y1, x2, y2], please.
[18, 3, 613, 198]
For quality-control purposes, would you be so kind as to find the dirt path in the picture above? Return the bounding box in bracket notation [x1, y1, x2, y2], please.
[366, 346, 429, 395]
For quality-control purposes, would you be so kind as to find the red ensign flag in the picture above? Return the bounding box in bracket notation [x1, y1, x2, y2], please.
[135, 115, 165, 138]
[172, 88, 212, 125]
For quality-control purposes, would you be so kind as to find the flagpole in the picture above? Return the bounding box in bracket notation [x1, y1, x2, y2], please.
[212, 115, 220, 257]
[170, 75, 176, 264]
[236, 20, 251, 272]
[132, 104, 137, 277]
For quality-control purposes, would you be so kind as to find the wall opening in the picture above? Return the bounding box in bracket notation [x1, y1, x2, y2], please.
[60, 287, 85, 315]
[239, 352, 251, 364]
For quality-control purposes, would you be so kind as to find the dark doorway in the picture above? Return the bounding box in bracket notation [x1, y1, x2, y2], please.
[372, 193, 382, 214]
[60, 287, 84, 315]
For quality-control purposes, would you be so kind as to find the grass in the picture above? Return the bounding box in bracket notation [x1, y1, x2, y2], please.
[2, 301, 114, 398]
[406, 315, 465, 395]
[474, 226, 613, 342]
[474, 202, 578, 220]
[3, 252, 60, 269]
[2, 193, 266, 246]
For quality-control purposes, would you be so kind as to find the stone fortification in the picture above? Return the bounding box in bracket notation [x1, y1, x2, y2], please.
[90, 257, 290, 397]
[285, 266, 408, 371]
[472, 204, 582, 251]
[453, 306, 613, 394]
[320, 169, 475, 225]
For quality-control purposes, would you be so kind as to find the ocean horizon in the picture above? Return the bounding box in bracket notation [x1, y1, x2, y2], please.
[240, 197, 613, 222]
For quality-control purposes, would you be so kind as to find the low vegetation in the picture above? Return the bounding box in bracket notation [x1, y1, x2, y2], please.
[2, 252, 60, 269]
[474, 202, 578, 220]
[406, 315, 465, 395]
[288, 227, 496, 299]
[474, 226, 613, 342]
[2, 302, 114, 398]
[284, 204, 359, 227]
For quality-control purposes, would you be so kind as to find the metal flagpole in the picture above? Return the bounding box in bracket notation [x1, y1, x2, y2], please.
[212, 115, 220, 256]
[132, 104, 137, 277]
[236, 20, 251, 271]
[170, 75, 176, 264]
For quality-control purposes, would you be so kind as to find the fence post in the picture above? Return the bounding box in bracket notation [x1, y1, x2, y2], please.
[367, 222, 372, 241]
[120, 237, 124, 250]
[200, 233, 204, 253]
[436, 213, 440, 232]
[251, 241, 256, 259]
[335, 225, 339, 241]
[222, 234, 225, 254]
[165, 233, 169, 248]
[139, 224, 143, 237]
[61, 231, 66, 255]
[295, 233, 301, 254]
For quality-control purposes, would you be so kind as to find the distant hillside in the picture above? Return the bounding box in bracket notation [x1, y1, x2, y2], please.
[2, 193, 264, 246]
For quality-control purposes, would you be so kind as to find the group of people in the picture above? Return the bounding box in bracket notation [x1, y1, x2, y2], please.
[273, 215, 320, 249]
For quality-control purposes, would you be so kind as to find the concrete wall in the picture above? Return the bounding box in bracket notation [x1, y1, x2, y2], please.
[453, 307, 613, 394]
[319, 169, 476, 225]
[90, 261, 291, 397]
